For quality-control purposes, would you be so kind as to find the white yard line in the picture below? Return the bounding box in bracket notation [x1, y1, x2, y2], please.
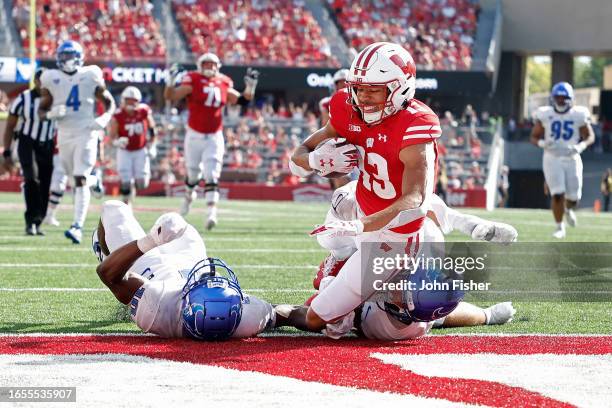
[0, 247, 325, 253]
[0, 263, 317, 268]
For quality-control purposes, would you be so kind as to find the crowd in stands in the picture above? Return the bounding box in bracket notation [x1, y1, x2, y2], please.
[172, 0, 340, 68]
[13, 0, 165, 62]
[329, 0, 479, 70]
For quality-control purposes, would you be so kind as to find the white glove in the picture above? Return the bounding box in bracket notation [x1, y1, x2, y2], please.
[112, 137, 129, 149]
[572, 141, 588, 154]
[289, 159, 312, 177]
[310, 219, 364, 239]
[137, 212, 187, 253]
[308, 139, 358, 177]
[93, 112, 112, 130]
[471, 222, 518, 245]
[46, 105, 66, 120]
[168, 63, 182, 87]
[147, 142, 157, 159]
[537, 139, 552, 149]
[244, 67, 259, 94]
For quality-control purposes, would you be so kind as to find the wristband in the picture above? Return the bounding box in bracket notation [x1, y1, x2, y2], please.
[537, 139, 547, 149]
[2, 149, 11, 159]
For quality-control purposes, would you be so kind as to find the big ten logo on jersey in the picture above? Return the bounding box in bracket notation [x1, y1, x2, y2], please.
[203, 85, 222, 108]
[129, 286, 145, 318]
[355, 145, 397, 200]
[550, 120, 574, 141]
[125, 122, 144, 137]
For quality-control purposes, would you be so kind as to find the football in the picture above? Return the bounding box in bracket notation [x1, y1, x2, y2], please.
[313, 138, 359, 178]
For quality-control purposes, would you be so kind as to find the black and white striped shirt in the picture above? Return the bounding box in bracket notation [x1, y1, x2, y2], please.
[9, 89, 55, 143]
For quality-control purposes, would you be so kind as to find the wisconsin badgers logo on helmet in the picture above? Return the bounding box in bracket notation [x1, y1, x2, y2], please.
[346, 42, 417, 124]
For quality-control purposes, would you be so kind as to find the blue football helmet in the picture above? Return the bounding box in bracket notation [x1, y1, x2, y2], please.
[381, 266, 464, 324]
[550, 82, 574, 113]
[56, 40, 84, 73]
[181, 258, 244, 341]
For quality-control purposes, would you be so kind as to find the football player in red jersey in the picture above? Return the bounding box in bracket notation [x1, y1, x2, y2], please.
[108, 86, 157, 205]
[164, 53, 259, 230]
[291, 42, 441, 331]
[319, 68, 348, 125]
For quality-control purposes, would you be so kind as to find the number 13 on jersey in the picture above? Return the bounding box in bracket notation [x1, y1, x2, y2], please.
[355, 146, 397, 199]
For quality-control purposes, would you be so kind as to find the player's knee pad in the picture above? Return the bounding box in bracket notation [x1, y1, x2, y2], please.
[119, 182, 132, 197]
[185, 177, 199, 189]
[204, 181, 219, 204]
[186, 168, 202, 185]
[49, 190, 64, 205]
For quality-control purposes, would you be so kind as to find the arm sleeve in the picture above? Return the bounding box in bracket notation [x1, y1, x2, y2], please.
[401, 113, 442, 148]
[232, 295, 275, 338]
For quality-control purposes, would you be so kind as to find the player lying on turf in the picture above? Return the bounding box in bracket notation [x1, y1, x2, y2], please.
[273, 181, 517, 340]
[92, 200, 277, 340]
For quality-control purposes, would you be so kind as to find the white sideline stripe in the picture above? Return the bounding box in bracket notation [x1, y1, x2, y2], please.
[0, 247, 325, 253]
[0, 287, 313, 293]
[0, 263, 318, 269]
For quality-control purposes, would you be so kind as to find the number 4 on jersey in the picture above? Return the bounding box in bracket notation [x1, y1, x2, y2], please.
[66, 84, 81, 111]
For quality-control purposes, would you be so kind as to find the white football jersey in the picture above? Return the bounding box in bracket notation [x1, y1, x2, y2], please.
[40, 65, 104, 136]
[129, 253, 275, 339]
[533, 105, 591, 156]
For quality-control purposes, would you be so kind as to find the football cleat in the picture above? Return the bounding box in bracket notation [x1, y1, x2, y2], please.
[43, 214, 60, 227]
[565, 209, 577, 227]
[313, 253, 347, 289]
[484, 302, 516, 325]
[205, 215, 217, 231]
[180, 190, 197, 216]
[552, 225, 566, 239]
[471, 222, 518, 244]
[25, 224, 36, 236]
[65, 224, 83, 244]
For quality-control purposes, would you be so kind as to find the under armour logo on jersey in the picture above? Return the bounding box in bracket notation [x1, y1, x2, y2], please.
[349, 124, 361, 132]
[366, 138, 374, 148]
[378, 133, 387, 142]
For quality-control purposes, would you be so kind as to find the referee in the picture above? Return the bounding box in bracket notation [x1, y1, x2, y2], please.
[2, 68, 56, 235]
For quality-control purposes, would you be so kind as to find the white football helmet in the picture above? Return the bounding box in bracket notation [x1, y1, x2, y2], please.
[346, 42, 417, 124]
[121, 86, 142, 112]
[197, 52, 221, 78]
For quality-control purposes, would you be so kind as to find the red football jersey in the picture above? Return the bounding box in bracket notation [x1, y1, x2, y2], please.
[329, 89, 440, 234]
[113, 104, 151, 151]
[181, 71, 233, 133]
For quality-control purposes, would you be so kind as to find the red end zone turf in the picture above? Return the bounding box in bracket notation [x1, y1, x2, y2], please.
[1, 335, 610, 407]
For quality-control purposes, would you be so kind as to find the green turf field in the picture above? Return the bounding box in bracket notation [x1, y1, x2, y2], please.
[0, 192, 610, 335]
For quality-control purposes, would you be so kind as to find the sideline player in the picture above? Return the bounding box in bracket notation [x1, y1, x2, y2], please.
[164, 54, 259, 230]
[291, 42, 440, 331]
[109, 86, 157, 205]
[38, 40, 116, 244]
[530, 82, 594, 239]
[93, 201, 276, 339]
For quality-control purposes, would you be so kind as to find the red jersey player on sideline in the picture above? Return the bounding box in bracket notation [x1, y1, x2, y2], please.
[108, 86, 156, 205]
[291, 42, 441, 331]
[164, 53, 259, 230]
